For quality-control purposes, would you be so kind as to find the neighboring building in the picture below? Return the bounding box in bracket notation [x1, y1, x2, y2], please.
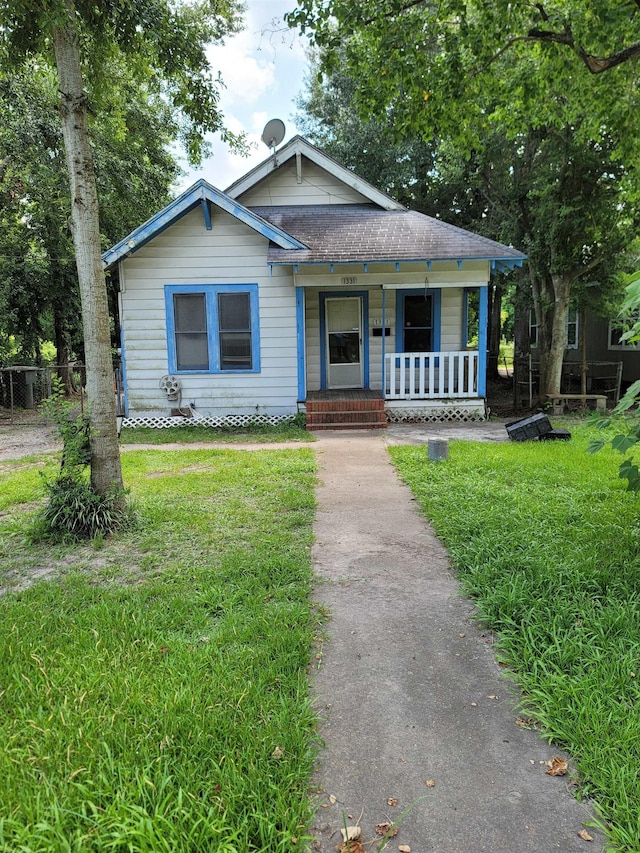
[103, 136, 525, 429]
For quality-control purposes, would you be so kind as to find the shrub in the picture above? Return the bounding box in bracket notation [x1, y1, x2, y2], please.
[32, 474, 130, 541]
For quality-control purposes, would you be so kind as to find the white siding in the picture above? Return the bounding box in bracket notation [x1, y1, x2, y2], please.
[120, 207, 299, 417]
[237, 157, 371, 207]
[441, 289, 463, 350]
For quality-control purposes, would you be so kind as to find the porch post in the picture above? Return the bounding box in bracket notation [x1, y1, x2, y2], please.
[382, 287, 386, 398]
[296, 286, 306, 401]
[478, 285, 488, 397]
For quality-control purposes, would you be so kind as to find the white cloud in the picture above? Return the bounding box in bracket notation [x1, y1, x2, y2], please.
[177, 0, 309, 190]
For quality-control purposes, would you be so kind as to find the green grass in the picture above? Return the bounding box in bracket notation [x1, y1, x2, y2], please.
[389, 426, 640, 851]
[0, 448, 318, 852]
[120, 420, 312, 445]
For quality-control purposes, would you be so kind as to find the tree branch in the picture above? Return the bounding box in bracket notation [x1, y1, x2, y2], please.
[478, 26, 640, 75]
[363, 0, 429, 26]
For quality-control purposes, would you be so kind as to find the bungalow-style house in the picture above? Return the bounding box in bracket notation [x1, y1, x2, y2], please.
[103, 136, 525, 429]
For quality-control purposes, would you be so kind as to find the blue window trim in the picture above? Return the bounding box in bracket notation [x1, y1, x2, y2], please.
[395, 289, 441, 353]
[165, 283, 261, 374]
[319, 291, 369, 390]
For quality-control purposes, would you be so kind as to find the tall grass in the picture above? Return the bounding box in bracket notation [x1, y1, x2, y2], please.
[0, 448, 318, 852]
[390, 427, 640, 851]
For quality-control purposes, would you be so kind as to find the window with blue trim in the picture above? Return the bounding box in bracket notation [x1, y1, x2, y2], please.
[165, 284, 260, 374]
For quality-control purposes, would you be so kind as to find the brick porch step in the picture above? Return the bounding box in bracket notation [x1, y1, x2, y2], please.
[305, 393, 387, 431]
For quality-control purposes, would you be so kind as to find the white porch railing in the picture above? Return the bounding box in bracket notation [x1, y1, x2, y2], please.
[384, 351, 479, 399]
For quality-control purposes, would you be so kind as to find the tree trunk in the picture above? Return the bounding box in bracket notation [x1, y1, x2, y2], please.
[53, 2, 123, 496]
[487, 282, 503, 380]
[544, 273, 572, 395]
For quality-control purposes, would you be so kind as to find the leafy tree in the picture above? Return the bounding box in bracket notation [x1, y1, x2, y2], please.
[296, 50, 637, 393]
[0, 62, 180, 391]
[0, 0, 243, 496]
[288, 3, 640, 396]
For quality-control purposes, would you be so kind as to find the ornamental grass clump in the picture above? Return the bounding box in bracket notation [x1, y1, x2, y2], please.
[32, 384, 130, 542]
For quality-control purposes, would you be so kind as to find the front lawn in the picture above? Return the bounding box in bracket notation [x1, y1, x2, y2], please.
[0, 448, 318, 852]
[390, 426, 640, 851]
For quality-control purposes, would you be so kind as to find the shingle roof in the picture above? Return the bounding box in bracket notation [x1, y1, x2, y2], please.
[251, 204, 526, 267]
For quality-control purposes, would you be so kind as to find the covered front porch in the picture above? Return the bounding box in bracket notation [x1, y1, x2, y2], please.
[304, 349, 487, 428]
[298, 279, 489, 427]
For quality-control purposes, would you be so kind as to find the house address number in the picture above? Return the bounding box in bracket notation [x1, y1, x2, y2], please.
[341, 276, 358, 285]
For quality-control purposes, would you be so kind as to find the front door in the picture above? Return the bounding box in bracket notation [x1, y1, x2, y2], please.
[325, 296, 363, 389]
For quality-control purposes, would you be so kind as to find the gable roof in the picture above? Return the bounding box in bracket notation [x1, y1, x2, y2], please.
[253, 205, 526, 271]
[225, 135, 405, 211]
[102, 178, 307, 268]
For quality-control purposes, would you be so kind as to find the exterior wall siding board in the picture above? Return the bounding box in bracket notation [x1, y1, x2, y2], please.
[120, 207, 299, 417]
[237, 159, 371, 207]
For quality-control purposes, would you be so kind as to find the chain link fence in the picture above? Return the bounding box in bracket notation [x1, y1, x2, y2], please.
[0, 364, 124, 424]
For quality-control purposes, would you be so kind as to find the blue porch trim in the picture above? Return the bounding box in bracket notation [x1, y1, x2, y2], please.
[319, 290, 369, 390]
[295, 287, 306, 401]
[477, 285, 489, 397]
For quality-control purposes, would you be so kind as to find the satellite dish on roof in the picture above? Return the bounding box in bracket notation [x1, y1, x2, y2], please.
[261, 118, 286, 152]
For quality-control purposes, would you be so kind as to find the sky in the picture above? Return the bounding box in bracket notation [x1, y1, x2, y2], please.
[179, 0, 310, 192]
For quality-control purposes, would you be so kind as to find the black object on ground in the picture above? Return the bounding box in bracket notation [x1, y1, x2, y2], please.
[505, 412, 553, 441]
[539, 428, 572, 441]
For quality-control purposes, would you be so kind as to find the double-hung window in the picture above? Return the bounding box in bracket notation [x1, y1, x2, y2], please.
[165, 284, 260, 374]
[609, 311, 640, 350]
[529, 306, 578, 349]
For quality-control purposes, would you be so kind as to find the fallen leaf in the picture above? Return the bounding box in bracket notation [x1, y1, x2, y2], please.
[387, 797, 398, 807]
[340, 826, 361, 842]
[338, 841, 365, 853]
[578, 829, 594, 842]
[329, 794, 337, 804]
[271, 746, 283, 760]
[398, 846, 411, 852]
[545, 757, 568, 776]
[425, 779, 436, 787]
[375, 822, 398, 837]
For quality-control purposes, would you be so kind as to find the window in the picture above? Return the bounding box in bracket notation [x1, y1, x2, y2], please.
[529, 306, 578, 349]
[395, 290, 441, 353]
[165, 284, 260, 373]
[609, 312, 640, 350]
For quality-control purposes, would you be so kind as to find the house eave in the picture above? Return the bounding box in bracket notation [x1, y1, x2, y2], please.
[225, 135, 405, 212]
[268, 256, 526, 272]
[102, 179, 307, 269]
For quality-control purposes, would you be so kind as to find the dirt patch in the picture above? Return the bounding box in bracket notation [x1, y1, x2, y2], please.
[0, 423, 60, 460]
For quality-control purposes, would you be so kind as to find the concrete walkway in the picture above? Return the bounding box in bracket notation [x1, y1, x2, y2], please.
[309, 430, 603, 852]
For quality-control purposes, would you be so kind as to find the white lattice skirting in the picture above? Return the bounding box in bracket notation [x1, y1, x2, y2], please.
[121, 413, 297, 430]
[385, 405, 486, 423]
